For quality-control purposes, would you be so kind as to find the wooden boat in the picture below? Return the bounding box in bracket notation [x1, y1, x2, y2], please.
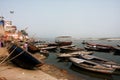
[34, 42, 57, 52]
[114, 48, 120, 55]
[40, 49, 49, 57]
[60, 45, 84, 53]
[56, 42, 72, 46]
[28, 43, 39, 53]
[8, 44, 43, 69]
[57, 51, 93, 58]
[82, 40, 87, 44]
[117, 44, 120, 47]
[70, 64, 113, 80]
[79, 54, 120, 69]
[69, 57, 116, 74]
[47, 42, 58, 46]
[40, 46, 57, 51]
[55, 36, 72, 46]
[33, 41, 48, 49]
[35, 44, 48, 49]
[84, 42, 115, 52]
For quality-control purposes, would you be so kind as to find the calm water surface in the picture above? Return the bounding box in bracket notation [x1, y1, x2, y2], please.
[45, 40, 120, 80]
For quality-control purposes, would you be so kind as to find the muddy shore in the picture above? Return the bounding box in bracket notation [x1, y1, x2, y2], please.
[0, 47, 84, 80]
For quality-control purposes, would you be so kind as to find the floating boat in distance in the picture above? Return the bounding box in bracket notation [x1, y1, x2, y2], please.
[8, 44, 43, 69]
[79, 54, 120, 70]
[69, 57, 116, 74]
[55, 36, 72, 46]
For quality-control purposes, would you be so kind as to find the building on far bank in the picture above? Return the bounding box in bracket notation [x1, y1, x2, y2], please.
[0, 16, 29, 42]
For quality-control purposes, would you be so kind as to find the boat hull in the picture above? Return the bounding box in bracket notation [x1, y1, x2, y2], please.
[56, 42, 72, 46]
[84, 46, 112, 52]
[28, 44, 39, 53]
[8, 44, 42, 69]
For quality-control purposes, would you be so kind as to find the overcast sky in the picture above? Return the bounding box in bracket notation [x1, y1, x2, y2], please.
[0, 0, 120, 38]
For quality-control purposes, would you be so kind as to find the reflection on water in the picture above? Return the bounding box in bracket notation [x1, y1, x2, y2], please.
[45, 40, 120, 80]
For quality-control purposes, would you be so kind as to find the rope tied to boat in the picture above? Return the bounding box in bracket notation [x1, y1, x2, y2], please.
[0, 46, 17, 65]
[7, 50, 25, 62]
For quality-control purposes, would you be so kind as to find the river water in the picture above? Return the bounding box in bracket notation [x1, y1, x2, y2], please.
[45, 39, 120, 80]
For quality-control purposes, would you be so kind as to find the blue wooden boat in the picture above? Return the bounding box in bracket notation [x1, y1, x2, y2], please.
[8, 44, 42, 69]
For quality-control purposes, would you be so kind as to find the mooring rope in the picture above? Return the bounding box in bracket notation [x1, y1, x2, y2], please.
[6, 44, 13, 50]
[0, 46, 17, 65]
[6, 50, 24, 62]
[0, 46, 25, 73]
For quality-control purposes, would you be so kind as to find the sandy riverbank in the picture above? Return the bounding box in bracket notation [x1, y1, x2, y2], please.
[0, 47, 84, 80]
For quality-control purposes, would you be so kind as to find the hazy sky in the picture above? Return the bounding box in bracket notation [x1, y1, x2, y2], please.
[0, 0, 120, 38]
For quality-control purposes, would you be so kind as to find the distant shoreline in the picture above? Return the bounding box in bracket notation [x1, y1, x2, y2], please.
[35, 37, 120, 41]
[74, 38, 120, 41]
[105, 38, 120, 41]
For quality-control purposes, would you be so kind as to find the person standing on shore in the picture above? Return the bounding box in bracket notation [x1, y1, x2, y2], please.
[0, 39, 4, 47]
[23, 42, 28, 51]
[0, 40, 2, 48]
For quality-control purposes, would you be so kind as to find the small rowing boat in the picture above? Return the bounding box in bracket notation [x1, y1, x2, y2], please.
[69, 57, 116, 74]
[79, 54, 120, 69]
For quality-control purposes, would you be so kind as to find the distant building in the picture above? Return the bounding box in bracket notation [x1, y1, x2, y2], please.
[4, 21, 17, 33]
[0, 16, 29, 41]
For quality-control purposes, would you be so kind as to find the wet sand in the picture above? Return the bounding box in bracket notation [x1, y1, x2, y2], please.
[0, 47, 84, 80]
